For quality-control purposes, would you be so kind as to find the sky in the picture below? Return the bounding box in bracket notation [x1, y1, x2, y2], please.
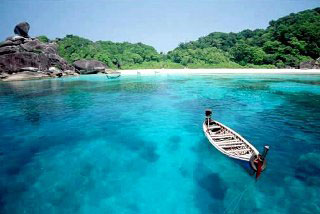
[1, 0, 319, 52]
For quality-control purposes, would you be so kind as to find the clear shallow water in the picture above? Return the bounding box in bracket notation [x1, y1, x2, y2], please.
[0, 74, 320, 214]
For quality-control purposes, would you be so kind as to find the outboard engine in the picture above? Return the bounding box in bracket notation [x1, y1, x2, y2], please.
[250, 145, 269, 179]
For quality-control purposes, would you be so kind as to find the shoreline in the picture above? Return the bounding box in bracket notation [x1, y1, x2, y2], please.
[1, 69, 320, 82]
[118, 68, 320, 76]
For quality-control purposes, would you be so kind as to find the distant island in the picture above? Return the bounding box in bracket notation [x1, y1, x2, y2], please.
[0, 7, 319, 81]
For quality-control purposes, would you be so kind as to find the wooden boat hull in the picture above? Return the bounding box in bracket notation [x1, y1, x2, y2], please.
[203, 120, 259, 162]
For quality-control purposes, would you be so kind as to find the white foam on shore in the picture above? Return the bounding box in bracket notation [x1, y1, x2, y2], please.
[118, 69, 320, 76]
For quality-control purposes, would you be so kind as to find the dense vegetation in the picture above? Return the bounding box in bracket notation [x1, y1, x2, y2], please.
[54, 7, 319, 69]
[37, 35, 50, 43]
[56, 35, 174, 69]
[169, 7, 320, 68]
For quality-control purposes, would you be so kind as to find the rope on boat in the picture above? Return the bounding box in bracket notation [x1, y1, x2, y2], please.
[224, 183, 251, 214]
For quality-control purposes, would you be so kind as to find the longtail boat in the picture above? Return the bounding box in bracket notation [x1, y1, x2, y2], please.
[203, 109, 269, 178]
[106, 71, 121, 79]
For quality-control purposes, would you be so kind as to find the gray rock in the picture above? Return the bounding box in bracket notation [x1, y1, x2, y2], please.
[47, 54, 73, 71]
[47, 67, 64, 78]
[1, 71, 50, 81]
[0, 40, 23, 48]
[300, 60, 320, 69]
[0, 52, 50, 73]
[0, 72, 9, 79]
[285, 66, 295, 69]
[20, 67, 39, 72]
[0, 46, 20, 55]
[64, 70, 79, 76]
[43, 45, 57, 54]
[23, 38, 33, 43]
[47, 42, 58, 49]
[73, 59, 106, 74]
[48, 66, 61, 73]
[315, 57, 320, 67]
[21, 39, 44, 52]
[14, 22, 30, 38]
[6, 35, 25, 42]
[0, 51, 72, 74]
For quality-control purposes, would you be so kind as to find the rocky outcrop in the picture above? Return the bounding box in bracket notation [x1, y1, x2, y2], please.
[300, 58, 320, 69]
[0, 39, 23, 47]
[0, 22, 77, 81]
[1, 71, 50, 82]
[74, 59, 106, 74]
[64, 70, 79, 76]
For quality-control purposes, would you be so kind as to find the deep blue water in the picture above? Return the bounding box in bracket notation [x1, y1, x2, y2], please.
[0, 74, 320, 214]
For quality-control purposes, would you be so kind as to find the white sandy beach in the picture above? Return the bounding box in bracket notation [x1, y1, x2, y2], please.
[119, 69, 320, 76]
[2, 69, 320, 82]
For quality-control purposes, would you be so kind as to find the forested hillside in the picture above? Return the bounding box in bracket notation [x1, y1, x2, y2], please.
[47, 7, 319, 69]
[55, 35, 169, 69]
[169, 7, 320, 68]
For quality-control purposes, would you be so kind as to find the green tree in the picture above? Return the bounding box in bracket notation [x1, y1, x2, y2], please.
[37, 35, 49, 43]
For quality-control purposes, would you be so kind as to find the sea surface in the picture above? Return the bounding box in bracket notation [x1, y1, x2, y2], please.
[0, 74, 319, 214]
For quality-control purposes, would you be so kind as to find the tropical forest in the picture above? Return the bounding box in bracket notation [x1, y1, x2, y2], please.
[39, 7, 320, 69]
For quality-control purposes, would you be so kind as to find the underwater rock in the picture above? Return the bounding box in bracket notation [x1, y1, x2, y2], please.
[295, 152, 320, 186]
[14, 22, 30, 38]
[198, 173, 226, 200]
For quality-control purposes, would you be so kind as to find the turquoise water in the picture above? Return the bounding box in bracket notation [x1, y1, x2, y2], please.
[0, 74, 319, 214]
